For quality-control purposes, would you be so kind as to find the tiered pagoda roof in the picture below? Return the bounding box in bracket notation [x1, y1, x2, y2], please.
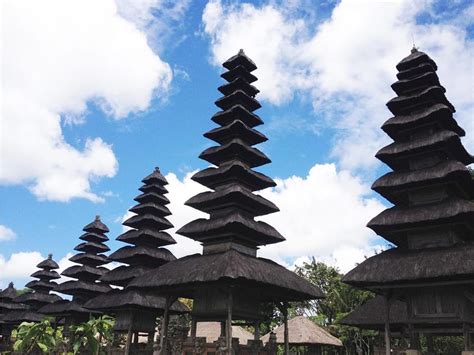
[40, 217, 111, 317]
[85, 168, 186, 325]
[4, 255, 62, 323]
[343, 48, 474, 288]
[130, 50, 323, 316]
[0, 283, 29, 328]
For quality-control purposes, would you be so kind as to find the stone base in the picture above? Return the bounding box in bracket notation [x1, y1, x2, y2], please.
[461, 352, 474, 355]
[405, 351, 422, 355]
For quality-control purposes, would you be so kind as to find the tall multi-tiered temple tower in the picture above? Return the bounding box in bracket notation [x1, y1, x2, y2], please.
[130, 50, 323, 354]
[85, 168, 187, 352]
[40, 216, 111, 326]
[343, 48, 474, 353]
[4, 254, 62, 325]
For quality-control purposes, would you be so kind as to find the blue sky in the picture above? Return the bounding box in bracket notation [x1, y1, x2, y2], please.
[1, 0, 473, 288]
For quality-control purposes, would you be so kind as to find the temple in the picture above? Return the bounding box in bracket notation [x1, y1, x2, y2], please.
[39, 216, 112, 327]
[129, 50, 324, 354]
[85, 168, 187, 352]
[343, 48, 474, 354]
[4, 254, 62, 325]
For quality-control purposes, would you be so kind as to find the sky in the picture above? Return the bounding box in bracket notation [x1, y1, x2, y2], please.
[1, 0, 473, 289]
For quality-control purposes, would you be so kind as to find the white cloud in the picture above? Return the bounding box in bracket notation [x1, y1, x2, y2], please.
[0, 225, 16, 242]
[155, 164, 385, 273]
[1, 0, 174, 202]
[202, 0, 474, 171]
[0, 251, 44, 288]
[258, 164, 386, 273]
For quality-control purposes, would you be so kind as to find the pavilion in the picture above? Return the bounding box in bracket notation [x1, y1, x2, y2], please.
[261, 316, 342, 354]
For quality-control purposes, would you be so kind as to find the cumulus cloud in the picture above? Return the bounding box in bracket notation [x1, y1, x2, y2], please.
[136, 164, 385, 273]
[0, 225, 16, 242]
[202, 0, 474, 171]
[258, 164, 386, 273]
[0, 251, 44, 288]
[1, 0, 174, 202]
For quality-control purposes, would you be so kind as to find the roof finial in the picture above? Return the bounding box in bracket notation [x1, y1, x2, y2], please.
[155, 167, 161, 173]
[238, 49, 245, 55]
[48, 253, 53, 259]
[95, 215, 101, 221]
[8, 282, 13, 288]
[411, 34, 418, 53]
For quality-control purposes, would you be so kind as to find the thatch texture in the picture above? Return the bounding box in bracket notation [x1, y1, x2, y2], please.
[84, 289, 187, 313]
[129, 250, 323, 301]
[340, 296, 407, 331]
[261, 316, 342, 347]
[381, 103, 464, 139]
[343, 243, 474, 286]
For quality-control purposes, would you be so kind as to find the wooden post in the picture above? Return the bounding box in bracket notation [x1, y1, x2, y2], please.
[464, 323, 471, 351]
[125, 312, 133, 355]
[159, 296, 172, 355]
[227, 288, 233, 355]
[384, 295, 391, 355]
[254, 321, 260, 341]
[282, 302, 289, 355]
[427, 334, 434, 354]
[191, 317, 197, 342]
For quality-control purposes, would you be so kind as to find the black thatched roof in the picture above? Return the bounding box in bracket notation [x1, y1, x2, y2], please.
[3, 310, 44, 324]
[340, 296, 407, 331]
[15, 292, 62, 307]
[55, 217, 110, 305]
[84, 289, 188, 314]
[129, 249, 323, 301]
[83, 215, 109, 233]
[88, 168, 179, 316]
[372, 160, 474, 205]
[39, 300, 98, 316]
[0, 283, 18, 300]
[37, 254, 60, 270]
[376, 129, 473, 170]
[108, 245, 176, 266]
[99, 265, 151, 287]
[344, 48, 474, 292]
[343, 243, 474, 287]
[367, 198, 474, 246]
[381, 103, 465, 140]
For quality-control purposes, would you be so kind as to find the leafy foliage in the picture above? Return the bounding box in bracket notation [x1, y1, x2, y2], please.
[70, 315, 114, 355]
[292, 258, 378, 354]
[13, 318, 65, 354]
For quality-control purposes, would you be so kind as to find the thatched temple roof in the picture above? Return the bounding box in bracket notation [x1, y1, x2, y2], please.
[190, 322, 254, 344]
[86, 168, 187, 318]
[344, 48, 474, 289]
[261, 316, 342, 347]
[340, 296, 407, 331]
[129, 50, 323, 307]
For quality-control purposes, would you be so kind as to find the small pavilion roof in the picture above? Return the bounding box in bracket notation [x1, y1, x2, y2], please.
[261, 316, 342, 347]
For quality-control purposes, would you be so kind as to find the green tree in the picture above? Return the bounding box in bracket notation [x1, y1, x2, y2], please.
[13, 317, 65, 354]
[71, 315, 114, 355]
[293, 258, 378, 354]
